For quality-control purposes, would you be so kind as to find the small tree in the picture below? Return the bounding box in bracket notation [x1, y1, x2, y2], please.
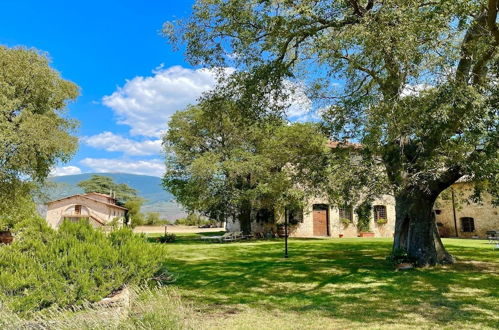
[145, 212, 163, 225]
[124, 198, 145, 228]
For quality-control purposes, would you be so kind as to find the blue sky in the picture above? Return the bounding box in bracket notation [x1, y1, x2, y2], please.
[0, 1, 313, 177]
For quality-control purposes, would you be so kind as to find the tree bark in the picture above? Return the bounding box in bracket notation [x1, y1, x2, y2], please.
[393, 189, 454, 266]
[238, 199, 252, 235]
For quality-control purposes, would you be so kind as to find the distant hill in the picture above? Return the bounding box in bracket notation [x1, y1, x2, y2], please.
[41, 173, 187, 221]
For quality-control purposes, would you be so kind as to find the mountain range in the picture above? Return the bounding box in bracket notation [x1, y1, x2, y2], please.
[41, 173, 187, 221]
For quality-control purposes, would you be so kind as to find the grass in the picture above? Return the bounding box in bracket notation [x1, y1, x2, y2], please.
[3, 236, 497, 329]
[159, 236, 498, 329]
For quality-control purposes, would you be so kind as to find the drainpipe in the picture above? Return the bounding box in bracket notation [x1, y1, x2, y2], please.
[451, 188, 458, 237]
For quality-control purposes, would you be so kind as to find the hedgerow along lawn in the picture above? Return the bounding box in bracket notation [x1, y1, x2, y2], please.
[160, 235, 498, 329]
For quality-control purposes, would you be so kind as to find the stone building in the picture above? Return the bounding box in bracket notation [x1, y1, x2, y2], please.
[226, 194, 396, 238]
[226, 141, 397, 238]
[46, 192, 127, 229]
[434, 182, 498, 238]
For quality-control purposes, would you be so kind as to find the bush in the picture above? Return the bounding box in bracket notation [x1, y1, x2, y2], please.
[0, 218, 168, 313]
[376, 218, 388, 225]
[340, 218, 351, 226]
[157, 233, 176, 243]
[355, 202, 372, 232]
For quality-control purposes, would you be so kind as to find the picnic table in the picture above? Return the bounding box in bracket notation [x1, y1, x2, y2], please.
[486, 230, 499, 243]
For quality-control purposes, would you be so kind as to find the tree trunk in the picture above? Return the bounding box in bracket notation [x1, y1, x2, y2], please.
[393, 189, 454, 267]
[238, 199, 252, 235]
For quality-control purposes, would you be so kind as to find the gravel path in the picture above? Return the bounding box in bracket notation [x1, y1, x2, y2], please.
[133, 225, 224, 234]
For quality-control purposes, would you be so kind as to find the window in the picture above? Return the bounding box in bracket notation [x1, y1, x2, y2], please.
[256, 208, 274, 223]
[373, 205, 387, 221]
[339, 206, 353, 221]
[75, 205, 81, 215]
[288, 208, 303, 224]
[461, 217, 475, 232]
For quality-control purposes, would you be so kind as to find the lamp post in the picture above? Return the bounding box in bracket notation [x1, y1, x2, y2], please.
[284, 208, 289, 258]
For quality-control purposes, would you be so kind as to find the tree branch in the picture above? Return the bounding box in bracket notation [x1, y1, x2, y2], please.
[487, 0, 499, 44]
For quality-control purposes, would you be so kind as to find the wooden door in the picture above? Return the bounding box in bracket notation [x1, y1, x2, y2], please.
[313, 205, 329, 236]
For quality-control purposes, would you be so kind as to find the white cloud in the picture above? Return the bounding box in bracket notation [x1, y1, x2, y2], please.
[102, 66, 228, 138]
[50, 166, 82, 177]
[80, 158, 165, 177]
[282, 81, 312, 119]
[102, 65, 315, 138]
[401, 84, 432, 97]
[82, 132, 162, 156]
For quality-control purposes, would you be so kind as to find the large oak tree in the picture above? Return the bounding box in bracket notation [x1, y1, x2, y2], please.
[166, 0, 499, 266]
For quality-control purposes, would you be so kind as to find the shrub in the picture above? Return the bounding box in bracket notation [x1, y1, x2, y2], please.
[340, 218, 351, 226]
[355, 202, 372, 232]
[376, 218, 388, 225]
[0, 217, 168, 313]
[157, 233, 176, 243]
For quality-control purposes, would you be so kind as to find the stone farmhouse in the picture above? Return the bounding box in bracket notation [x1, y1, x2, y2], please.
[225, 142, 497, 238]
[226, 182, 499, 239]
[46, 192, 127, 229]
[435, 181, 498, 238]
[226, 141, 397, 238]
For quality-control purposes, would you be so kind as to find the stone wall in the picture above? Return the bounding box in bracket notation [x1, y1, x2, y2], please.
[226, 194, 396, 238]
[288, 195, 396, 238]
[435, 182, 499, 238]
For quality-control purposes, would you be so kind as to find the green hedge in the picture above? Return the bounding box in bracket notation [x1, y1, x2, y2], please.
[0, 218, 167, 313]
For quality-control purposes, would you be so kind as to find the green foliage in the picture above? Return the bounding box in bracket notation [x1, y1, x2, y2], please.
[376, 218, 388, 225]
[145, 212, 167, 225]
[0, 218, 167, 313]
[0, 186, 38, 230]
[77, 175, 139, 204]
[340, 218, 352, 226]
[167, 0, 499, 261]
[163, 100, 328, 227]
[174, 213, 212, 226]
[0, 46, 79, 227]
[167, 0, 498, 199]
[355, 202, 372, 233]
[157, 233, 177, 243]
[125, 198, 145, 227]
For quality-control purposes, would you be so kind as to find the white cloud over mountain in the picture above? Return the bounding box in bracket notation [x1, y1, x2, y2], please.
[50, 166, 82, 177]
[82, 132, 162, 156]
[80, 158, 164, 177]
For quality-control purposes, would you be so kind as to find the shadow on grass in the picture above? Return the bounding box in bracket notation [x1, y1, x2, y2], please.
[162, 238, 499, 327]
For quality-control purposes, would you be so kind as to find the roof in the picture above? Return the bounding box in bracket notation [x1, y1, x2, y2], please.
[327, 141, 363, 149]
[47, 193, 128, 210]
[85, 192, 116, 199]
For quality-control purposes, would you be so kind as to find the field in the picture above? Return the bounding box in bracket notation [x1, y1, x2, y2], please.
[158, 235, 498, 329]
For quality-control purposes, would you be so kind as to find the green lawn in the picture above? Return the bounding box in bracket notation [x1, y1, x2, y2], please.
[157, 236, 498, 329]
